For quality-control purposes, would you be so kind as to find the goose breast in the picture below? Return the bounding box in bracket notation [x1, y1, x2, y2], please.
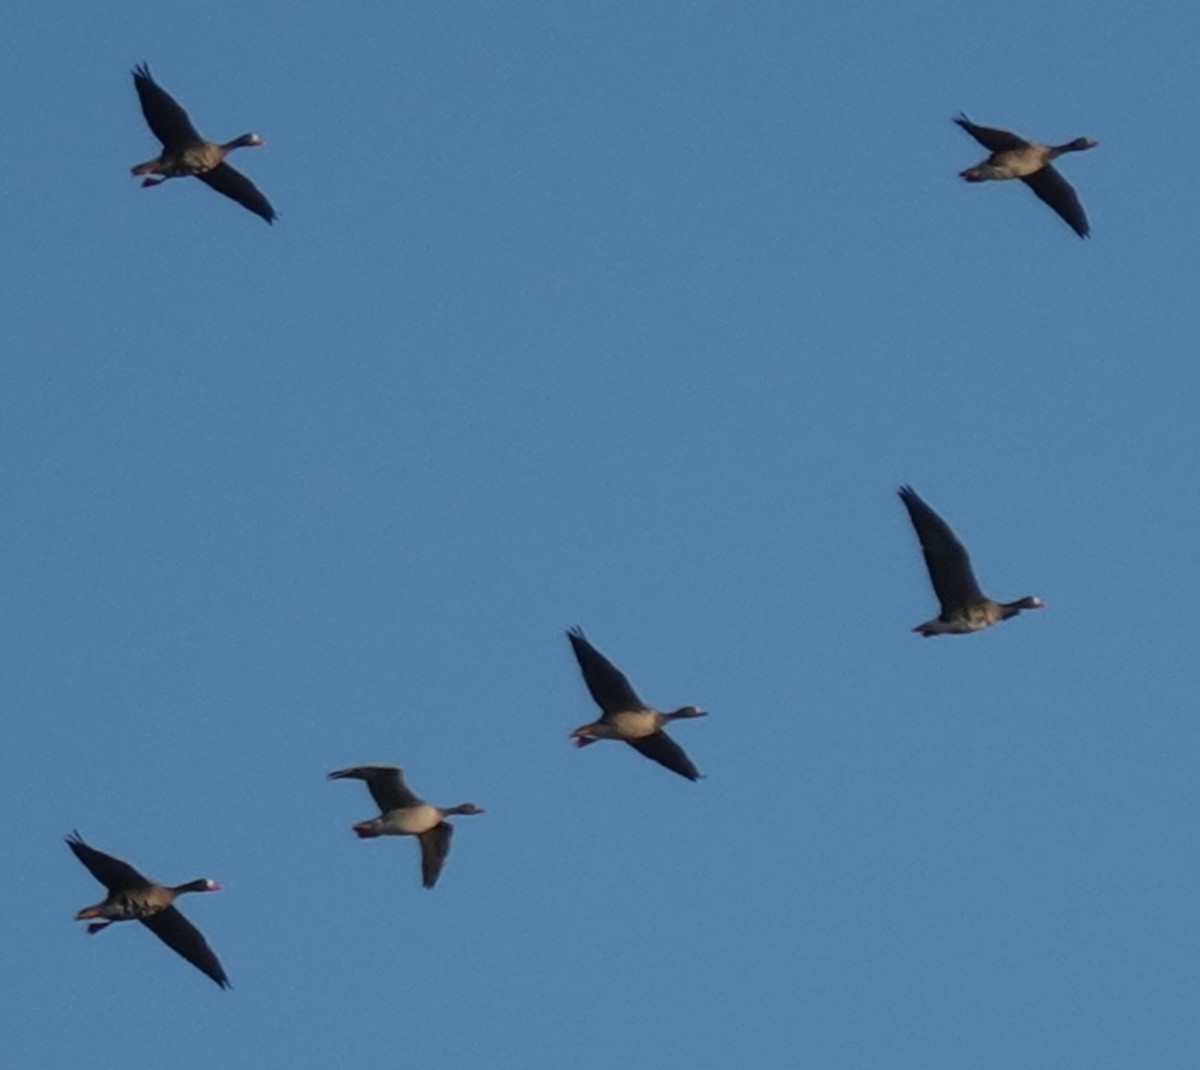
[379, 803, 444, 835]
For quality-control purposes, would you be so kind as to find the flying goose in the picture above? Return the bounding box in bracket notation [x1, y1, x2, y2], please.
[130, 64, 277, 223]
[567, 627, 706, 781]
[898, 485, 1044, 637]
[954, 113, 1096, 238]
[327, 766, 484, 889]
[66, 832, 229, 989]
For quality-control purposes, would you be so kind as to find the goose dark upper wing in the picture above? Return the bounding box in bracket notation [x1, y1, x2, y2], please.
[328, 765, 421, 813]
[567, 627, 645, 714]
[197, 163, 277, 224]
[626, 731, 702, 782]
[898, 486, 986, 612]
[132, 64, 202, 149]
[66, 832, 149, 892]
[140, 906, 230, 988]
[1022, 166, 1089, 238]
[953, 114, 1028, 154]
[418, 824, 453, 889]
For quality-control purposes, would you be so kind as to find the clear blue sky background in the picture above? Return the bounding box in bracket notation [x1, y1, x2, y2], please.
[4, 2, 1199, 1067]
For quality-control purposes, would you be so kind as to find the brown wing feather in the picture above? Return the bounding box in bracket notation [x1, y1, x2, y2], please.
[66, 832, 149, 892]
[898, 486, 986, 613]
[328, 766, 421, 813]
[567, 627, 645, 713]
[953, 114, 1029, 154]
[140, 906, 230, 988]
[626, 731, 702, 781]
[197, 163, 277, 224]
[1022, 166, 1090, 238]
[419, 824, 453, 888]
[132, 64, 202, 148]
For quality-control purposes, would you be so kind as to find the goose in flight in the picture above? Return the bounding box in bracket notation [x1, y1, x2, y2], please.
[954, 113, 1096, 238]
[898, 485, 1044, 636]
[130, 63, 277, 223]
[67, 832, 228, 988]
[328, 766, 484, 888]
[566, 627, 706, 780]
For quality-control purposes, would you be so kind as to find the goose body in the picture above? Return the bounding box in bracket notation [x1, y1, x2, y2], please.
[130, 64, 277, 223]
[566, 627, 706, 781]
[898, 485, 1044, 637]
[954, 113, 1096, 238]
[328, 765, 483, 888]
[66, 832, 228, 988]
[579, 708, 663, 741]
[367, 801, 445, 837]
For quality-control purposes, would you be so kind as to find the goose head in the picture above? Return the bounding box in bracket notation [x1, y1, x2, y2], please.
[665, 705, 706, 721]
[174, 878, 222, 894]
[443, 803, 485, 817]
[224, 133, 265, 151]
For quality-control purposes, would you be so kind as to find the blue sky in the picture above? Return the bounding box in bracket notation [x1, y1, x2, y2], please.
[5, 1, 1200, 1067]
